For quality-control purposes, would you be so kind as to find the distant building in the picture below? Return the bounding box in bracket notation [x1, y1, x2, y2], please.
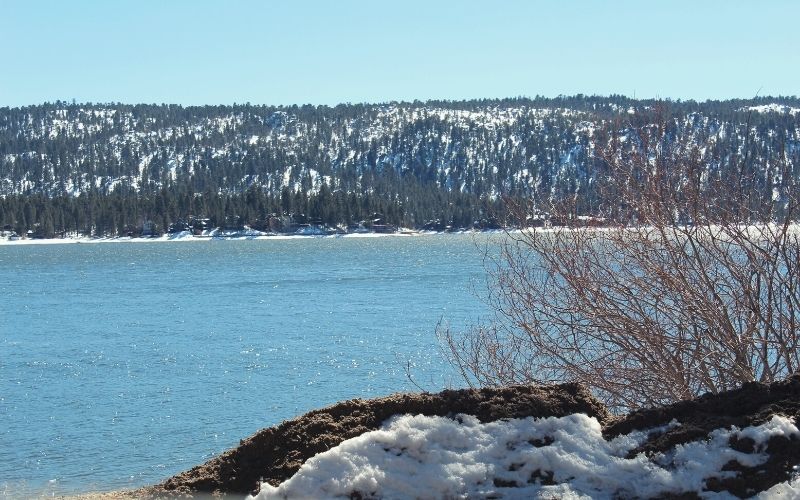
[1, 227, 19, 240]
[267, 214, 290, 233]
[142, 220, 156, 237]
[372, 224, 397, 234]
[189, 216, 211, 235]
[168, 219, 190, 234]
[223, 215, 244, 231]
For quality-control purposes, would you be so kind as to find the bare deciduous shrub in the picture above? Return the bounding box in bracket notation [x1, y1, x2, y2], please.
[440, 118, 800, 412]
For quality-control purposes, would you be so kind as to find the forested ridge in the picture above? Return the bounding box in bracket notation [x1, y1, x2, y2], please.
[1, 95, 798, 237]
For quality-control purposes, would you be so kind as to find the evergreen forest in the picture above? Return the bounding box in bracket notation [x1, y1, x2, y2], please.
[1, 96, 798, 237]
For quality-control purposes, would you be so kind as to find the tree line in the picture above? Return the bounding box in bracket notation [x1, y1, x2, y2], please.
[0, 183, 508, 238]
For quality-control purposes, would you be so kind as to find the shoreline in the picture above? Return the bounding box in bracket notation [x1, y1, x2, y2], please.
[0, 229, 485, 246]
[0, 228, 517, 247]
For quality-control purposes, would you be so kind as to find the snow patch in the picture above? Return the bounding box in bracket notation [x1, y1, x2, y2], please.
[252, 413, 798, 499]
[743, 104, 800, 115]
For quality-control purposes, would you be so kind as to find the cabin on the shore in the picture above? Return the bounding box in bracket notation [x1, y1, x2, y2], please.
[141, 220, 156, 237]
[185, 216, 211, 235]
[372, 224, 397, 234]
[168, 219, 191, 234]
[1, 228, 19, 240]
[267, 214, 291, 233]
[422, 219, 455, 232]
[223, 215, 244, 232]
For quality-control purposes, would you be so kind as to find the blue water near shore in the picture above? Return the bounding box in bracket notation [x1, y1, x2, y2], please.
[0, 234, 494, 496]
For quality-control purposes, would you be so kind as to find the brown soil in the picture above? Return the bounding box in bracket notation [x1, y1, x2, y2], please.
[146, 375, 800, 498]
[154, 383, 608, 496]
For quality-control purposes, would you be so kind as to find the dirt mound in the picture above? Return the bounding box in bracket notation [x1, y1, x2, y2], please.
[156, 383, 607, 495]
[605, 373, 800, 497]
[151, 376, 800, 498]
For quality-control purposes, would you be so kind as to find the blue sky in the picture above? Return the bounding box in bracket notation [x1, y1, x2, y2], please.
[1, 0, 797, 106]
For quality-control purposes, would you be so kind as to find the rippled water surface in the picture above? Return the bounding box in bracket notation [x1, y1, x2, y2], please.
[0, 234, 494, 496]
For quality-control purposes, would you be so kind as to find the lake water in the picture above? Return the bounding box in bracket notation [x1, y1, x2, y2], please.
[0, 234, 495, 496]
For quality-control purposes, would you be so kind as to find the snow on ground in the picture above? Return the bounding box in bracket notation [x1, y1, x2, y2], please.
[0, 231, 428, 246]
[760, 477, 800, 498]
[743, 104, 800, 115]
[252, 413, 798, 499]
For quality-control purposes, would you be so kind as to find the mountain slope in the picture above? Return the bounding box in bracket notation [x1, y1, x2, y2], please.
[1, 96, 798, 236]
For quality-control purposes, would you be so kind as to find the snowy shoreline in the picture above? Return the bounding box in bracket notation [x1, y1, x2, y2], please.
[0, 229, 475, 246]
[7, 222, 795, 247]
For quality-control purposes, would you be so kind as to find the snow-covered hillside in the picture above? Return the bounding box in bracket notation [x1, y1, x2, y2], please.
[2, 97, 798, 202]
